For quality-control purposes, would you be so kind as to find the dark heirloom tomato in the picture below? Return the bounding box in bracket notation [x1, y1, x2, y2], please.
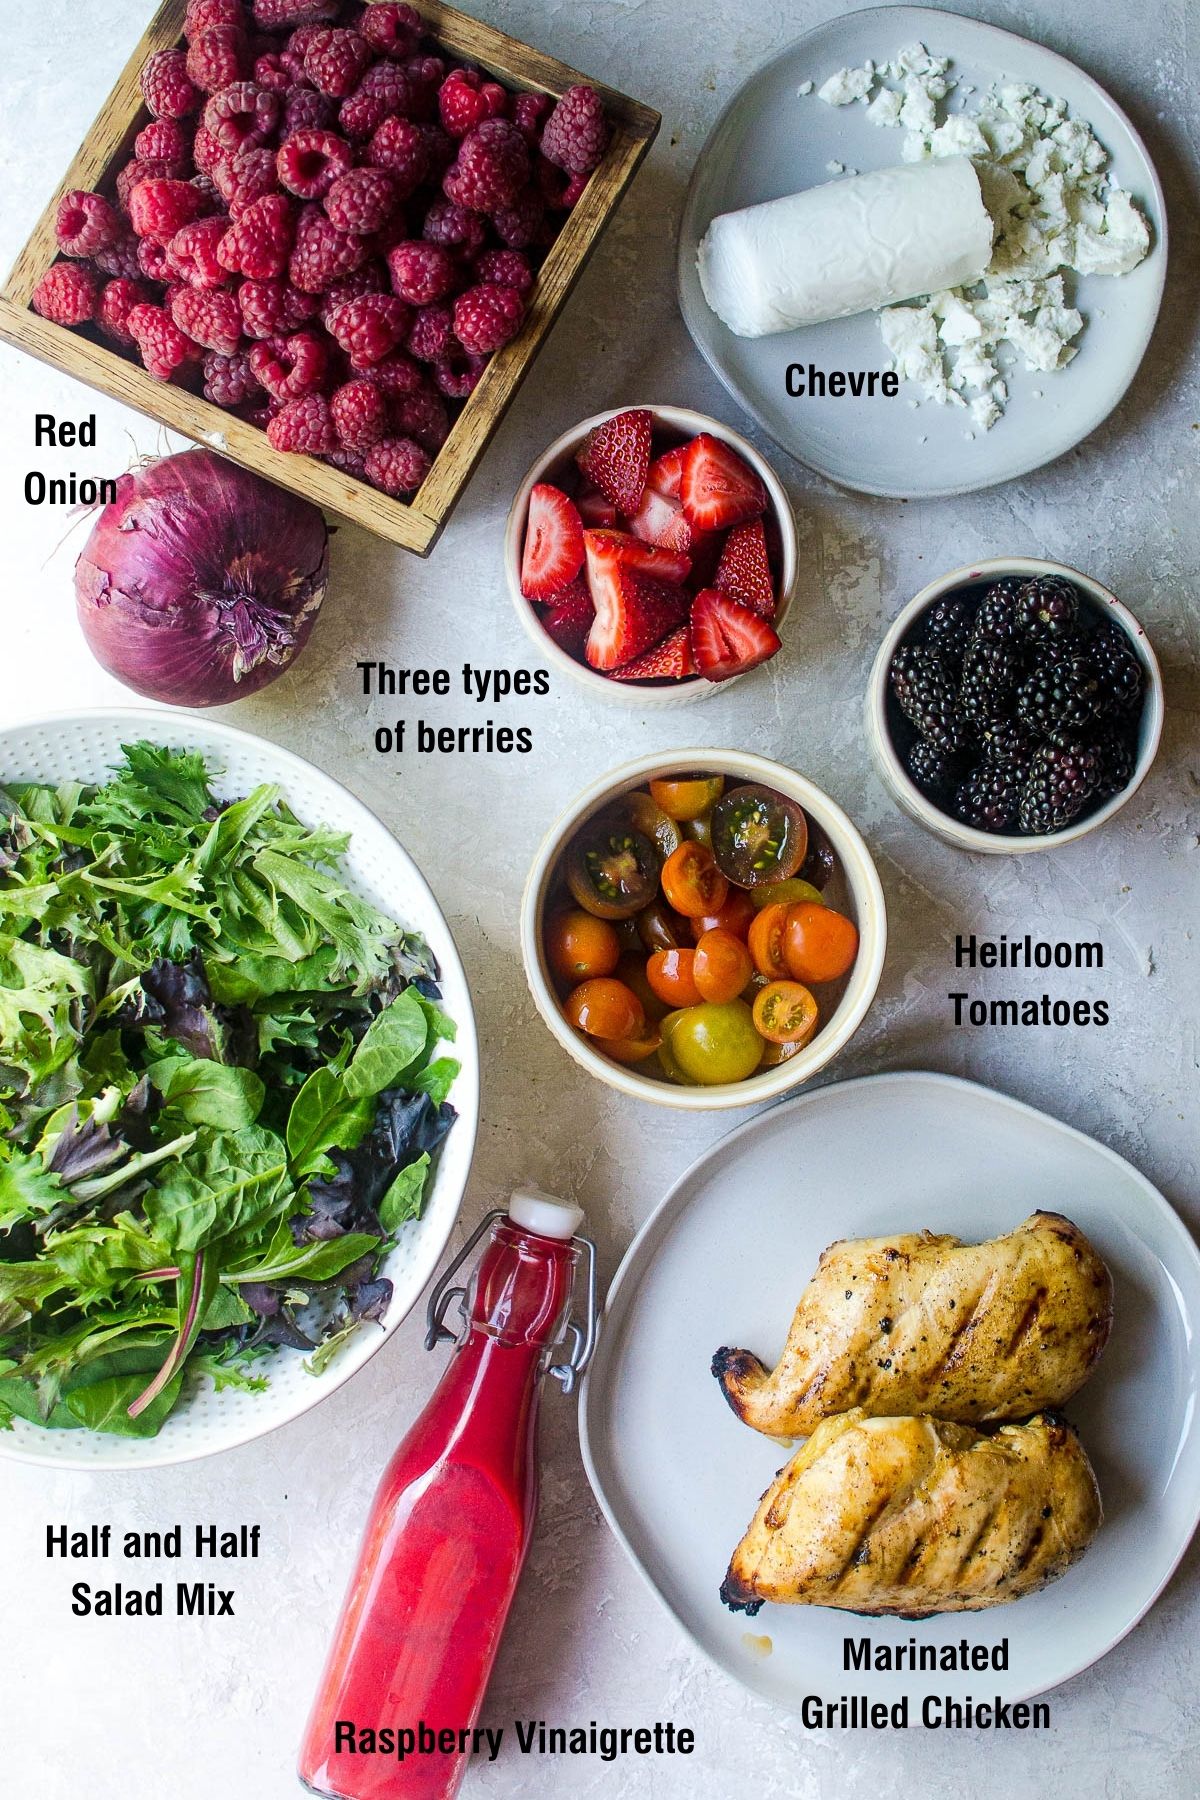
[622, 791, 683, 860]
[784, 902, 859, 985]
[564, 977, 645, 1040]
[648, 775, 725, 821]
[710, 784, 808, 887]
[636, 898, 690, 952]
[661, 842, 729, 918]
[566, 820, 661, 919]
[798, 820, 836, 891]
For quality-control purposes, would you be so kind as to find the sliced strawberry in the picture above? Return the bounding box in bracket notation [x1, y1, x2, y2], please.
[521, 483, 585, 600]
[690, 586, 781, 683]
[680, 434, 768, 533]
[576, 482, 618, 528]
[610, 625, 697, 682]
[575, 408, 652, 514]
[714, 517, 776, 619]
[626, 484, 698, 556]
[584, 527, 691, 585]
[538, 576, 593, 657]
[585, 542, 689, 672]
[647, 443, 685, 498]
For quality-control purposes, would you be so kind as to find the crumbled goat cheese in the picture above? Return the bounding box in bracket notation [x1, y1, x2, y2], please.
[797, 80, 813, 96]
[810, 43, 1151, 428]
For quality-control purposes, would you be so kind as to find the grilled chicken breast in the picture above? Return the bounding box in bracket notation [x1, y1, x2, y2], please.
[713, 1211, 1112, 1438]
[721, 1409, 1102, 1617]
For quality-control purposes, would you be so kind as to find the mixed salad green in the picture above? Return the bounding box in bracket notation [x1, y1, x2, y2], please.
[0, 742, 459, 1437]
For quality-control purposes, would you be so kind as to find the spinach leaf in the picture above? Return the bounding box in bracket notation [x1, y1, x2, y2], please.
[378, 1153, 430, 1233]
[343, 988, 429, 1098]
[149, 1056, 265, 1130]
[285, 1067, 373, 1179]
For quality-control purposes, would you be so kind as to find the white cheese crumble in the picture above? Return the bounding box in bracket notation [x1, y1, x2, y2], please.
[808, 43, 1152, 428]
[796, 80, 813, 96]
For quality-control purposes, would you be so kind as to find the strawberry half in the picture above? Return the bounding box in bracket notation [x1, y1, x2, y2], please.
[690, 586, 781, 682]
[577, 483, 618, 528]
[521, 483, 584, 600]
[626, 483, 696, 555]
[714, 518, 776, 619]
[584, 527, 691, 585]
[680, 434, 768, 533]
[647, 443, 685, 498]
[585, 537, 689, 671]
[539, 577, 593, 657]
[610, 625, 697, 682]
[575, 408, 652, 514]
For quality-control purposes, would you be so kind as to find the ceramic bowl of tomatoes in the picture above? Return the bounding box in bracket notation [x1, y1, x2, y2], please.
[505, 406, 797, 706]
[521, 752, 886, 1109]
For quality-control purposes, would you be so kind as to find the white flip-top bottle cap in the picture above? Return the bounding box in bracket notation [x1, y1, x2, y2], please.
[508, 1187, 584, 1241]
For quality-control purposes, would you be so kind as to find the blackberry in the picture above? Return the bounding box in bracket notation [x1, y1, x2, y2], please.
[1016, 574, 1080, 641]
[1019, 741, 1101, 834]
[1091, 730, 1138, 799]
[922, 594, 973, 666]
[1089, 624, 1144, 718]
[889, 644, 970, 753]
[955, 761, 1023, 833]
[978, 718, 1037, 768]
[1016, 653, 1100, 744]
[971, 579, 1022, 646]
[907, 739, 960, 799]
[959, 637, 1022, 723]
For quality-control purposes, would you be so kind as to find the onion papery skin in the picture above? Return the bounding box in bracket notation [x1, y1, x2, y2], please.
[74, 449, 330, 708]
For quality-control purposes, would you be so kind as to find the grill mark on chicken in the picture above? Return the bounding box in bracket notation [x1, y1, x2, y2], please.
[1005, 1285, 1048, 1356]
[936, 1275, 997, 1376]
[833, 1491, 896, 1584]
[950, 1500, 1003, 1580]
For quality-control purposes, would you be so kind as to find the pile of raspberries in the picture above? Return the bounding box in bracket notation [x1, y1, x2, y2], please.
[30, 0, 610, 497]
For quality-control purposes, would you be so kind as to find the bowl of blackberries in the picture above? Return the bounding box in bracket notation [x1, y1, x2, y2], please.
[866, 558, 1163, 852]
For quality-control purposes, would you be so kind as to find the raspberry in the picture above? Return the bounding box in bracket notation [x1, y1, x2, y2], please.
[540, 85, 609, 175]
[324, 167, 396, 234]
[365, 435, 431, 494]
[282, 87, 338, 138]
[277, 128, 353, 198]
[330, 377, 387, 450]
[214, 146, 279, 215]
[366, 350, 422, 398]
[129, 177, 210, 244]
[249, 327, 330, 397]
[254, 53, 292, 93]
[562, 172, 591, 207]
[191, 125, 227, 175]
[434, 349, 488, 399]
[512, 92, 552, 144]
[217, 193, 295, 278]
[137, 237, 173, 283]
[32, 262, 98, 325]
[419, 124, 456, 180]
[133, 120, 190, 171]
[128, 302, 196, 379]
[535, 152, 570, 210]
[318, 264, 386, 324]
[386, 239, 458, 305]
[55, 190, 123, 258]
[368, 117, 429, 197]
[491, 188, 543, 249]
[170, 285, 242, 354]
[360, 3, 422, 59]
[166, 216, 230, 287]
[141, 49, 200, 120]
[93, 231, 143, 281]
[96, 277, 153, 344]
[391, 387, 450, 449]
[339, 62, 412, 139]
[186, 27, 249, 95]
[204, 81, 281, 153]
[406, 301, 453, 362]
[324, 445, 367, 478]
[325, 293, 410, 367]
[443, 118, 530, 214]
[289, 202, 368, 290]
[202, 348, 262, 405]
[238, 275, 318, 336]
[116, 158, 172, 212]
[369, 212, 412, 261]
[253, 0, 340, 26]
[267, 392, 338, 452]
[304, 28, 370, 98]
[185, 0, 241, 38]
[438, 68, 507, 139]
[422, 199, 486, 257]
[452, 283, 524, 354]
[472, 247, 533, 293]
[403, 55, 445, 120]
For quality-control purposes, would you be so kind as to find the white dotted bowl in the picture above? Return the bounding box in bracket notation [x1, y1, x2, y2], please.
[0, 709, 479, 1469]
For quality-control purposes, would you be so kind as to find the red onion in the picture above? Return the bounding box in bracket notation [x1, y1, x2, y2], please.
[75, 449, 329, 707]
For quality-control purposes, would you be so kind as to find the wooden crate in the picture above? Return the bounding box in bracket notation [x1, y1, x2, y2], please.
[0, 0, 659, 554]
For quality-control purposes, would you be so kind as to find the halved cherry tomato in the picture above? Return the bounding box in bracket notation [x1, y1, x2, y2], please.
[661, 842, 728, 918]
[623, 792, 682, 859]
[750, 878, 825, 911]
[564, 977, 645, 1040]
[566, 821, 660, 919]
[649, 775, 725, 820]
[595, 1028, 662, 1065]
[646, 947, 703, 1008]
[710, 785, 808, 888]
[753, 979, 819, 1046]
[546, 908, 621, 984]
[747, 902, 791, 979]
[688, 888, 756, 943]
[783, 903, 859, 985]
[636, 898, 689, 953]
[693, 928, 754, 1004]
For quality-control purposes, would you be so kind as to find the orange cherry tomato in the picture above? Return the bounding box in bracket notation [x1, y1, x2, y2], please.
[646, 946, 703, 1008]
[752, 979, 819, 1046]
[747, 902, 791, 979]
[783, 903, 859, 985]
[661, 842, 729, 919]
[617, 954, 667, 1022]
[546, 908, 621, 984]
[595, 1028, 663, 1064]
[758, 1035, 805, 1068]
[649, 775, 725, 820]
[687, 888, 756, 943]
[693, 928, 754, 1004]
[564, 977, 645, 1040]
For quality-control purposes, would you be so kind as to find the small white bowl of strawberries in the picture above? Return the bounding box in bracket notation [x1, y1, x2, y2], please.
[505, 405, 797, 704]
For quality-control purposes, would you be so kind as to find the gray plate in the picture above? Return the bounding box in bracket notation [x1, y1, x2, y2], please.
[677, 7, 1167, 498]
